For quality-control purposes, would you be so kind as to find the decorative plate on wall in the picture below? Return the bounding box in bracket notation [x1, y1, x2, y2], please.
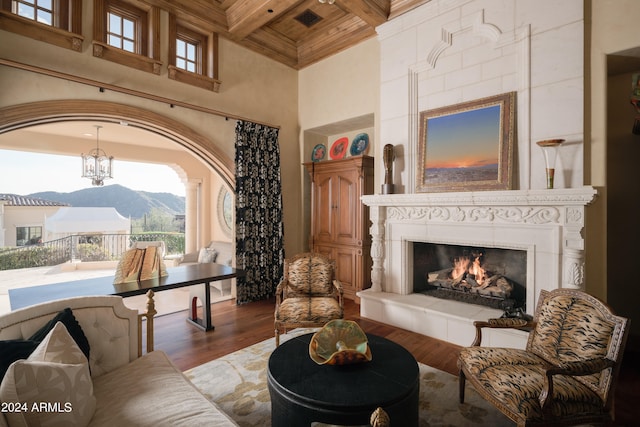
[330, 137, 348, 160]
[350, 133, 369, 156]
[311, 144, 326, 162]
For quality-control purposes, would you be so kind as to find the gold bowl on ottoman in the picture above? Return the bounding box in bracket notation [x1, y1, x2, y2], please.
[309, 319, 372, 365]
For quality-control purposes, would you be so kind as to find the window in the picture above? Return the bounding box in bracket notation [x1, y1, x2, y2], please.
[0, 0, 83, 50]
[104, 1, 145, 55]
[16, 226, 42, 246]
[13, 0, 53, 25]
[107, 9, 136, 53]
[92, 0, 161, 74]
[176, 36, 198, 73]
[168, 15, 220, 92]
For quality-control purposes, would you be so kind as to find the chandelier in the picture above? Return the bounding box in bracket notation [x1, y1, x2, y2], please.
[318, 0, 335, 4]
[81, 125, 113, 186]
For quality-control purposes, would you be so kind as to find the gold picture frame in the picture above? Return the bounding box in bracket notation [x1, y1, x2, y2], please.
[417, 92, 516, 193]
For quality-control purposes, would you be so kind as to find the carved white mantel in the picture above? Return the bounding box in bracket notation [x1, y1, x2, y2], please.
[358, 187, 598, 347]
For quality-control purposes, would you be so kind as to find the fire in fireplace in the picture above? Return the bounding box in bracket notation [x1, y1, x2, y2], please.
[413, 242, 527, 311]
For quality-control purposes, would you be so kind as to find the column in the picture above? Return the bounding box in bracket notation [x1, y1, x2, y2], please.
[184, 179, 201, 255]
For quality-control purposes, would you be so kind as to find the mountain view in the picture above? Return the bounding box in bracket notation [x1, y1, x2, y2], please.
[30, 184, 185, 219]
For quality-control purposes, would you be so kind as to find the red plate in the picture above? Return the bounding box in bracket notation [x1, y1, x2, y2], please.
[330, 137, 348, 160]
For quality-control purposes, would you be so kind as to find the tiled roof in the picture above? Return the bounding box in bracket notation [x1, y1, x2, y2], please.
[0, 194, 69, 207]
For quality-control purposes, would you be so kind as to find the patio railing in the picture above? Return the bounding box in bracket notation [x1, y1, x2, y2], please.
[0, 233, 185, 271]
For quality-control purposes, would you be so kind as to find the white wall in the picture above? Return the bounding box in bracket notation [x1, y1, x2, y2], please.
[377, 0, 585, 194]
[3, 206, 60, 246]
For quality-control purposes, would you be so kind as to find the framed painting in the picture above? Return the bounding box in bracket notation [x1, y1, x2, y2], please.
[416, 92, 516, 193]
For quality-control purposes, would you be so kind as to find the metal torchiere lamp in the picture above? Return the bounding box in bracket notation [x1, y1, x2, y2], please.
[81, 125, 113, 186]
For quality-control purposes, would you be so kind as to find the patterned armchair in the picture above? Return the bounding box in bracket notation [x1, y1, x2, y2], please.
[458, 288, 630, 427]
[274, 253, 344, 346]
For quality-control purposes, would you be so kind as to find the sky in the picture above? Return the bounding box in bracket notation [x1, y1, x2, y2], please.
[424, 105, 501, 169]
[0, 150, 186, 197]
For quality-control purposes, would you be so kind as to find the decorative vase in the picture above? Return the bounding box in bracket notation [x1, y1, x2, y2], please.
[381, 144, 395, 194]
[309, 319, 372, 365]
[536, 139, 564, 189]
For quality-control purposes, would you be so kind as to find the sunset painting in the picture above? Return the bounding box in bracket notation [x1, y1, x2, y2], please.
[423, 105, 500, 184]
[417, 92, 515, 193]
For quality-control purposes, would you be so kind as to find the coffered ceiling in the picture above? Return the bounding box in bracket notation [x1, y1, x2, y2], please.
[149, 0, 429, 69]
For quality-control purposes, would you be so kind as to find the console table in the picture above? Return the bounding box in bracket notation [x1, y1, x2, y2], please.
[8, 263, 243, 331]
[267, 333, 419, 426]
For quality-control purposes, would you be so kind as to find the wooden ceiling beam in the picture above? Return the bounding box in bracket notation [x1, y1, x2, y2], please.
[389, 0, 430, 19]
[143, 0, 229, 33]
[340, 0, 390, 28]
[297, 14, 376, 68]
[226, 0, 300, 39]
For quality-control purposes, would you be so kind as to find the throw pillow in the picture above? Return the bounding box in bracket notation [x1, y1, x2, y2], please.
[29, 307, 90, 361]
[197, 247, 218, 264]
[0, 308, 90, 380]
[0, 322, 96, 427]
[0, 340, 38, 380]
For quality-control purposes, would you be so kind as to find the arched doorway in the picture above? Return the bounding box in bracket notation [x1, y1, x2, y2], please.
[0, 100, 235, 254]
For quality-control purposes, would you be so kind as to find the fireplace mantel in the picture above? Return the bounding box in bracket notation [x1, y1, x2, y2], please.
[358, 186, 598, 347]
[361, 187, 598, 208]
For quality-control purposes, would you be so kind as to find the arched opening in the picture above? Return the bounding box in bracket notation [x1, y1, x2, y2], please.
[0, 100, 239, 313]
[0, 99, 235, 257]
[0, 100, 234, 185]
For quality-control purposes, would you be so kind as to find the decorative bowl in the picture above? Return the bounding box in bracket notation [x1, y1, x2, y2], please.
[309, 320, 372, 365]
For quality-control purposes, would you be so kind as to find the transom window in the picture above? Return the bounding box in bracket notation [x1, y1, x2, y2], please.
[13, 0, 53, 25]
[174, 25, 207, 75]
[107, 9, 136, 53]
[176, 37, 198, 73]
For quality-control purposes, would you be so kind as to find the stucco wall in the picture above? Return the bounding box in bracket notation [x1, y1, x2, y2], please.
[298, 38, 380, 133]
[3, 206, 60, 247]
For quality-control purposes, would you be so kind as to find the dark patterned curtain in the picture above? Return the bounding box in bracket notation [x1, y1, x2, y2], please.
[234, 121, 284, 304]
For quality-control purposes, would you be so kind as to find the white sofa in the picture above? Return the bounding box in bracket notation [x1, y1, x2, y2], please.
[178, 240, 234, 268]
[0, 294, 238, 427]
[179, 241, 234, 297]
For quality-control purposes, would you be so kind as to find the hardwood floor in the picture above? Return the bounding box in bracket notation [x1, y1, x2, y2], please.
[152, 298, 638, 426]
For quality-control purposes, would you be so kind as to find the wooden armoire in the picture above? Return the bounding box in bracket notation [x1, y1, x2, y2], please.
[304, 155, 374, 302]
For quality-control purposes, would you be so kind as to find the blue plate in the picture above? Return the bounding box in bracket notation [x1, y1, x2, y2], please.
[350, 133, 369, 156]
[311, 144, 326, 162]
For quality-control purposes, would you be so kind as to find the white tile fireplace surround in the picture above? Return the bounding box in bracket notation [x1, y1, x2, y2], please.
[358, 187, 597, 349]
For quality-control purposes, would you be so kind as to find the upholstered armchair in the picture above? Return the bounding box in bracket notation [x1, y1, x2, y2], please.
[274, 253, 344, 346]
[458, 288, 630, 427]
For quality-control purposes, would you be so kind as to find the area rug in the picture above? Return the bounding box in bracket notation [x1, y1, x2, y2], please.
[184, 330, 512, 427]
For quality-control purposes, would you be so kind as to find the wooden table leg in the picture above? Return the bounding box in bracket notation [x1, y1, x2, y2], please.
[186, 282, 215, 331]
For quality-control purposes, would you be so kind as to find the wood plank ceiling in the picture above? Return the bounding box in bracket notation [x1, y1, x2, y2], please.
[149, 0, 430, 69]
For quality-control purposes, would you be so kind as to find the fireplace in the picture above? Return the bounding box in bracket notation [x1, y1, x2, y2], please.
[359, 188, 597, 348]
[413, 242, 527, 311]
